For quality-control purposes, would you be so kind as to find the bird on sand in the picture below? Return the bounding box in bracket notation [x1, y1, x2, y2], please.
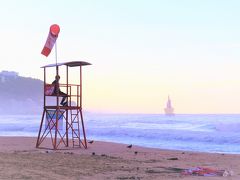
[127, 144, 132, 148]
[88, 140, 94, 144]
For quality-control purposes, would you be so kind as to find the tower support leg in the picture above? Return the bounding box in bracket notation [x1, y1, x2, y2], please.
[80, 110, 87, 148]
[36, 109, 46, 148]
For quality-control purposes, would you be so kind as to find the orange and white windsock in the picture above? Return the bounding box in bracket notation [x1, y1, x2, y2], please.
[41, 24, 60, 57]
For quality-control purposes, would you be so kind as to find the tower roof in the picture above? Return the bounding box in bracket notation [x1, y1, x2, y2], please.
[41, 61, 91, 68]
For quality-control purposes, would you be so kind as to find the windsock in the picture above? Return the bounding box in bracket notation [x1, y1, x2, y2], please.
[41, 24, 60, 57]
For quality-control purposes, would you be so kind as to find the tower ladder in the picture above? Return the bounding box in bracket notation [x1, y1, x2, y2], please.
[71, 109, 81, 147]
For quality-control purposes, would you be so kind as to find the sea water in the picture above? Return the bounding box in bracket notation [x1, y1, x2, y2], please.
[0, 114, 240, 154]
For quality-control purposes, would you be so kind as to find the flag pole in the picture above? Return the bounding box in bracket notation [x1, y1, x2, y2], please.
[54, 35, 59, 149]
[55, 41, 58, 67]
[55, 41, 59, 77]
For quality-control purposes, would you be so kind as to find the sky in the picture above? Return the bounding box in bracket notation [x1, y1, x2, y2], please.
[0, 0, 240, 114]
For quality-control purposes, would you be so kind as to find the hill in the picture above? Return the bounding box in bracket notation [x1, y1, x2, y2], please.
[0, 71, 43, 114]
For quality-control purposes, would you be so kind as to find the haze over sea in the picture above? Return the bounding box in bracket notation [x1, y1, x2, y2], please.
[1, 113, 240, 154]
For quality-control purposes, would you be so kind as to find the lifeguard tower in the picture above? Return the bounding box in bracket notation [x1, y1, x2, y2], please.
[36, 61, 91, 149]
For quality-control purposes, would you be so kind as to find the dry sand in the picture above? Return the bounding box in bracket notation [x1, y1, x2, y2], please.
[0, 136, 239, 179]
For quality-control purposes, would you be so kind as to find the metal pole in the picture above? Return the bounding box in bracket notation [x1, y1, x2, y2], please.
[79, 66, 87, 148]
[36, 67, 47, 148]
[36, 109, 46, 147]
[44, 68, 46, 107]
[55, 41, 58, 66]
[66, 66, 69, 146]
[80, 110, 87, 148]
[80, 66, 82, 108]
[55, 65, 59, 149]
[54, 41, 59, 149]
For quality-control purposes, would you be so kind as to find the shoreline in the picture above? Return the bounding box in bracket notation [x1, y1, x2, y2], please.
[0, 136, 239, 179]
[1, 135, 239, 155]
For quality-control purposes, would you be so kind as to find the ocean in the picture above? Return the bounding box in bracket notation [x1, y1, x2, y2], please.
[1, 113, 240, 154]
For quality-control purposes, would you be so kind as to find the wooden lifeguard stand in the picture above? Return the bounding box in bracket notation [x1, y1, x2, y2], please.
[36, 61, 91, 149]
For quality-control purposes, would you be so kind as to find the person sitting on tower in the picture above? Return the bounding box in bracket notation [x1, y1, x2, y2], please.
[52, 75, 68, 106]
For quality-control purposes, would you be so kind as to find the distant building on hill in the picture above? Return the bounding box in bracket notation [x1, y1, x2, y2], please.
[0, 70, 19, 82]
[0, 70, 19, 77]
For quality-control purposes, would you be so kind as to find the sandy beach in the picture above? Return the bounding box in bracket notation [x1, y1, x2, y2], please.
[0, 136, 239, 179]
